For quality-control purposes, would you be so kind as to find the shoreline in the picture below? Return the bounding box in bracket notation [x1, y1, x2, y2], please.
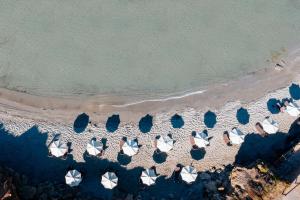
[0, 48, 299, 123]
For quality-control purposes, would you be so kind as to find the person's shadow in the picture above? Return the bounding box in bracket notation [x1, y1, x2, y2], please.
[73, 113, 89, 133]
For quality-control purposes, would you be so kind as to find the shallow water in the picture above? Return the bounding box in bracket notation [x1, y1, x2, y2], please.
[0, 0, 300, 98]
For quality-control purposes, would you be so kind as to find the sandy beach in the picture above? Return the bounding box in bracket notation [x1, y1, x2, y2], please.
[0, 49, 300, 198]
[1, 1, 300, 198]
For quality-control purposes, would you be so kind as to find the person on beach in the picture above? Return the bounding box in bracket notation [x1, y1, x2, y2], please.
[273, 102, 285, 113]
[223, 131, 232, 146]
[189, 135, 199, 150]
[279, 99, 300, 117]
[119, 137, 127, 154]
[255, 122, 268, 137]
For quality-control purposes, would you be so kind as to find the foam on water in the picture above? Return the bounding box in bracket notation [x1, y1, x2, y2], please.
[0, 0, 300, 99]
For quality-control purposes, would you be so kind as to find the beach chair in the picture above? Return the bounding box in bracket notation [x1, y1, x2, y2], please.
[153, 138, 158, 149]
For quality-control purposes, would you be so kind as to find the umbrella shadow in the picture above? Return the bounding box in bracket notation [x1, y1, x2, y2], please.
[106, 114, 120, 133]
[236, 107, 250, 125]
[73, 113, 89, 133]
[289, 83, 300, 100]
[139, 114, 153, 133]
[117, 152, 132, 166]
[171, 114, 184, 128]
[190, 148, 206, 161]
[204, 111, 217, 128]
[266, 98, 281, 114]
[152, 151, 168, 164]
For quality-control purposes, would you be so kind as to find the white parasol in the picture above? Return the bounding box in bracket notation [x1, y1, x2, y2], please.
[141, 168, 158, 186]
[180, 165, 198, 183]
[122, 139, 139, 156]
[65, 170, 82, 187]
[86, 139, 103, 156]
[262, 117, 279, 134]
[49, 140, 68, 158]
[101, 172, 118, 189]
[194, 132, 209, 148]
[157, 135, 174, 153]
[229, 128, 245, 145]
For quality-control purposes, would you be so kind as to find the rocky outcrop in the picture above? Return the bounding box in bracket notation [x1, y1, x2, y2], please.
[230, 162, 288, 200]
[0, 162, 292, 200]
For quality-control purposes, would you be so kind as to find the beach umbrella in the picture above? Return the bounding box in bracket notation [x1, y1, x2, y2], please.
[122, 139, 139, 156]
[157, 135, 174, 153]
[49, 140, 68, 158]
[141, 168, 158, 186]
[180, 166, 198, 184]
[101, 172, 118, 189]
[286, 102, 300, 117]
[194, 132, 209, 148]
[262, 117, 279, 134]
[65, 170, 82, 187]
[86, 139, 103, 156]
[229, 128, 245, 145]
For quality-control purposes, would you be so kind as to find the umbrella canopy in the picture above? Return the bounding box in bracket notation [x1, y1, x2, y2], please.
[262, 117, 279, 134]
[286, 102, 300, 117]
[65, 170, 82, 187]
[229, 128, 245, 145]
[180, 166, 198, 183]
[141, 168, 158, 186]
[157, 135, 174, 153]
[101, 172, 118, 189]
[49, 140, 68, 158]
[86, 139, 103, 156]
[194, 132, 209, 148]
[122, 139, 139, 156]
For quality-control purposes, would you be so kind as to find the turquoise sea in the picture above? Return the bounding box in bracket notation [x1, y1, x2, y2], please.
[0, 0, 300, 98]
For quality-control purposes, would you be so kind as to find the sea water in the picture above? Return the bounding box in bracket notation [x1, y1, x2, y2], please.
[0, 0, 300, 99]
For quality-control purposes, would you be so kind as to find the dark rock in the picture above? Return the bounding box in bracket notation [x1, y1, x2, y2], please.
[19, 185, 37, 200]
